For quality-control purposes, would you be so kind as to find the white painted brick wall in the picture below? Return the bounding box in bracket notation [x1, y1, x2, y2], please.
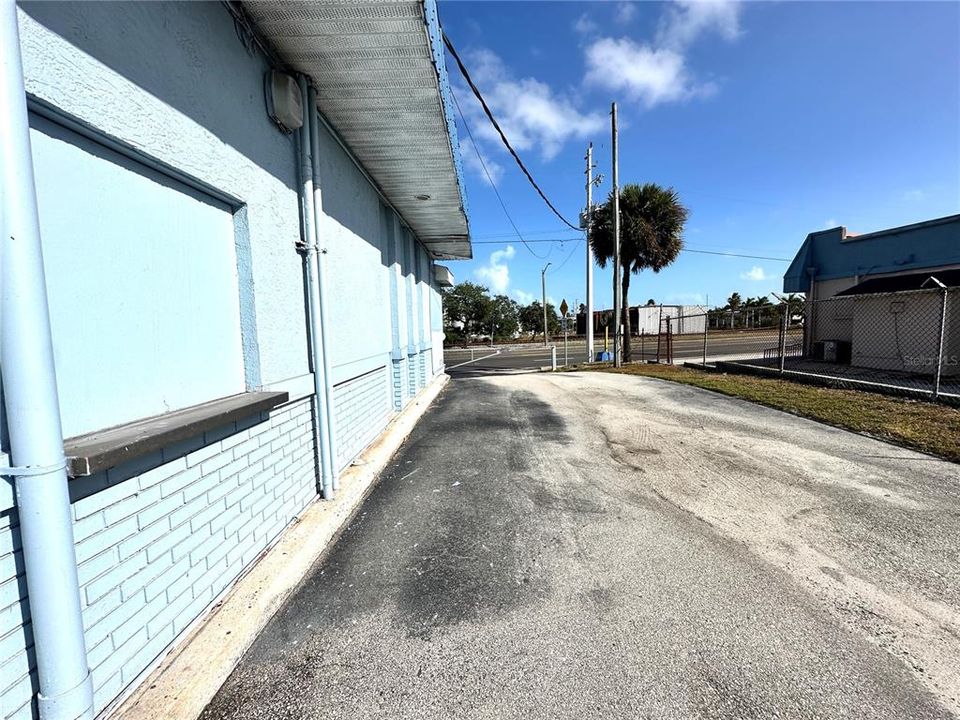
[0, 397, 316, 719]
[333, 366, 392, 472]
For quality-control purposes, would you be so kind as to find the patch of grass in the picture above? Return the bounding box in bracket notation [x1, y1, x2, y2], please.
[576, 362, 960, 463]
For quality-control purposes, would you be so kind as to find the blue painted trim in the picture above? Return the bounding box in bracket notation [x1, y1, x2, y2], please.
[784, 215, 960, 293]
[422, 0, 470, 231]
[233, 206, 262, 390]
[26, 95, 243, 209]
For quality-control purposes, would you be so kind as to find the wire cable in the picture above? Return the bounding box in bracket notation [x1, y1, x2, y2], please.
[549, 238, 584, 274]
[443, 29, 581, 232]
[469, 237, 791, 262]
[450, 89, 549, 260]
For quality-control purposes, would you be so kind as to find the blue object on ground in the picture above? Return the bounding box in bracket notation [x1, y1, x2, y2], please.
[597, 351, 613, 362]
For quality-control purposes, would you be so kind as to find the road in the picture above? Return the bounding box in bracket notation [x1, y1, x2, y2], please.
[445, 328, 802, 376]
[202, 371, 959, 720]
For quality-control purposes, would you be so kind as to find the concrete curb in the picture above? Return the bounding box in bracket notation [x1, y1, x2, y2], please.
[109, 374, 450, 720]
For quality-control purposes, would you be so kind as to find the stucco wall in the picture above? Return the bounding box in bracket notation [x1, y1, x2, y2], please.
[4, 2, 451, 718]
[850, 289, 960, 377]
[17, 0, 307, 389]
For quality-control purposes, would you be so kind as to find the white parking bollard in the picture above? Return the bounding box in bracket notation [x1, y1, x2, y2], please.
[551, 346, 557, 371]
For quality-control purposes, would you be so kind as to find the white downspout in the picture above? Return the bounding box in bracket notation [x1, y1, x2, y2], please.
[307, 86, 339, 491]
[0, 2, 95, 718]
[297, 75, 334, 500]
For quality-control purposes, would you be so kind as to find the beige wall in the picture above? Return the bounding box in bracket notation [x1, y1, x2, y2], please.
[847, 289, 959, 377]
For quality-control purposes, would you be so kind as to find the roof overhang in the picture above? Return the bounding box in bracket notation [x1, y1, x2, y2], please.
[242, 0, 471, 259]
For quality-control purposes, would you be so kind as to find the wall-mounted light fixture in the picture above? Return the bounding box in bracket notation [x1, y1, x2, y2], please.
[265, 71, 303, 133]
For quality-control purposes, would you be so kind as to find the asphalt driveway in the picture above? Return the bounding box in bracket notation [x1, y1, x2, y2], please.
[202, 372, 960, 719]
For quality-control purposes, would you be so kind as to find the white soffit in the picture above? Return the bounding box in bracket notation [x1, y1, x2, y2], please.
[242, 0, 472, 259]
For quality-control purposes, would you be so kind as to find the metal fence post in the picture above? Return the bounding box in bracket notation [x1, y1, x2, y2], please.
[778, 303, 788, 374]
[934, 288, 948, 400]
[702, 313, 709, 366]
[641, 328, 645, 361]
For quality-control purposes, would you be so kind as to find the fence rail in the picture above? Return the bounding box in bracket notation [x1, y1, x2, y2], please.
[647, 288, 958, 404]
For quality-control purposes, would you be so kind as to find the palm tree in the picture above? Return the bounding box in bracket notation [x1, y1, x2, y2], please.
[727, 292, 742, 329]
[590, 183, 688, 361]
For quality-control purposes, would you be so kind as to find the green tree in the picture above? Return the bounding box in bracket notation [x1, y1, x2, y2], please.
[519, 301, 560, 340]
[443, 281, 490, 341]
[590, 183, 688, 361]
[727, 292, 742, 328]
[485, 295, 520, 340]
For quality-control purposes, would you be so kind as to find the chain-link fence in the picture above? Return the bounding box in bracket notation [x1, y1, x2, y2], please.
[651, 288, 958, 404]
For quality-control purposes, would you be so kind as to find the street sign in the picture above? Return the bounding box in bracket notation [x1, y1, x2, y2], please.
[559, 299, 568, 316]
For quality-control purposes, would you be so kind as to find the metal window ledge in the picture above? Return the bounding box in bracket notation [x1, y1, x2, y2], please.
[64, 391, 289, 477]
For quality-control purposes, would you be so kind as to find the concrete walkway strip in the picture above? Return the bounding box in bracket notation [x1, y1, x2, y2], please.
[108, 375, 449, 720]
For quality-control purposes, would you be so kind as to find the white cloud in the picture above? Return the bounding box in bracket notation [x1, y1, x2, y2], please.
[903, 189, 925, 201]
[616, 2, 638, 24]
[474, 245, 516, 294]
[456, 48, 605, 161]
[657, 0, 742, 49]
[740, 265, 767, 281]
[584, 38, 715, 107]
[460, 135, 503, 186]
[584, 0, 741, 109]
[823, 218, 838, 229]
[512, 288, 535, 304]
[573, 13, 598, 35]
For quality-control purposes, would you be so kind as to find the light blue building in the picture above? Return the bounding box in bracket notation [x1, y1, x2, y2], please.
[783, 215, 959, 381]
[0, 1, 469, 718]
[783, 214, 960, 299]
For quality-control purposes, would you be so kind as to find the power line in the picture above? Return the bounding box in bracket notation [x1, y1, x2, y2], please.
[470, 237, 791, 262]
[450, 89, 549, 260]
[442, 29, 581, 232]
[549, 238, 584, 274]
[682, 248, 791, 262]
[471, 227, 582, 241]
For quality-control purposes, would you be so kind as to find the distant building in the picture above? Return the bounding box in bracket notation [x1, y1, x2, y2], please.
[578, 304, 707, 336]
[783, 215, 959, 375]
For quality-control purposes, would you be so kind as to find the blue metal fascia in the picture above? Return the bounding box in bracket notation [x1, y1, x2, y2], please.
[422, 0, 470, 234]
[783, 216, 960, 293]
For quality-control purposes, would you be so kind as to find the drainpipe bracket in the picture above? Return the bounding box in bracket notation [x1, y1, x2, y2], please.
[0, 459, 68, 477]
[38, 668, 94, 720]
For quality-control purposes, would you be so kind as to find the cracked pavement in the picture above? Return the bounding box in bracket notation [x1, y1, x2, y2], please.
[202, 371, 960, 719]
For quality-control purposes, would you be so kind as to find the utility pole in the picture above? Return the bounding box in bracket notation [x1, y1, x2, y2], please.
[541, 262, 551, 346]
[611, 102, 622, 368]
[585, 143, 596, 363]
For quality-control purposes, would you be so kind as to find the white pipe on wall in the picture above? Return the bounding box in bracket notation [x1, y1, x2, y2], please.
[307, 86, 339, 491]
[297, 75, 334, 500]
[0, 1, 94, 717]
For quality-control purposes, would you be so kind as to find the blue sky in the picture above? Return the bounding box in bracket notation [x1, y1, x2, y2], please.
[439, 0, 960, 310]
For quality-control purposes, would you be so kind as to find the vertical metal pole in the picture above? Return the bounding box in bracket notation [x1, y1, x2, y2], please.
[564, 326, 568, 367]
[778, 304, 788, 374]
[641, 328, 645, 361]
[585, 143, 595, 363]
[304, 83, 336, 499]
[702, 311, 709, 366]
[611, 102, 622, 368]
[0, 2, 94, 716]
[934, 288, 948, 400]
[541, 262, 551, 346]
